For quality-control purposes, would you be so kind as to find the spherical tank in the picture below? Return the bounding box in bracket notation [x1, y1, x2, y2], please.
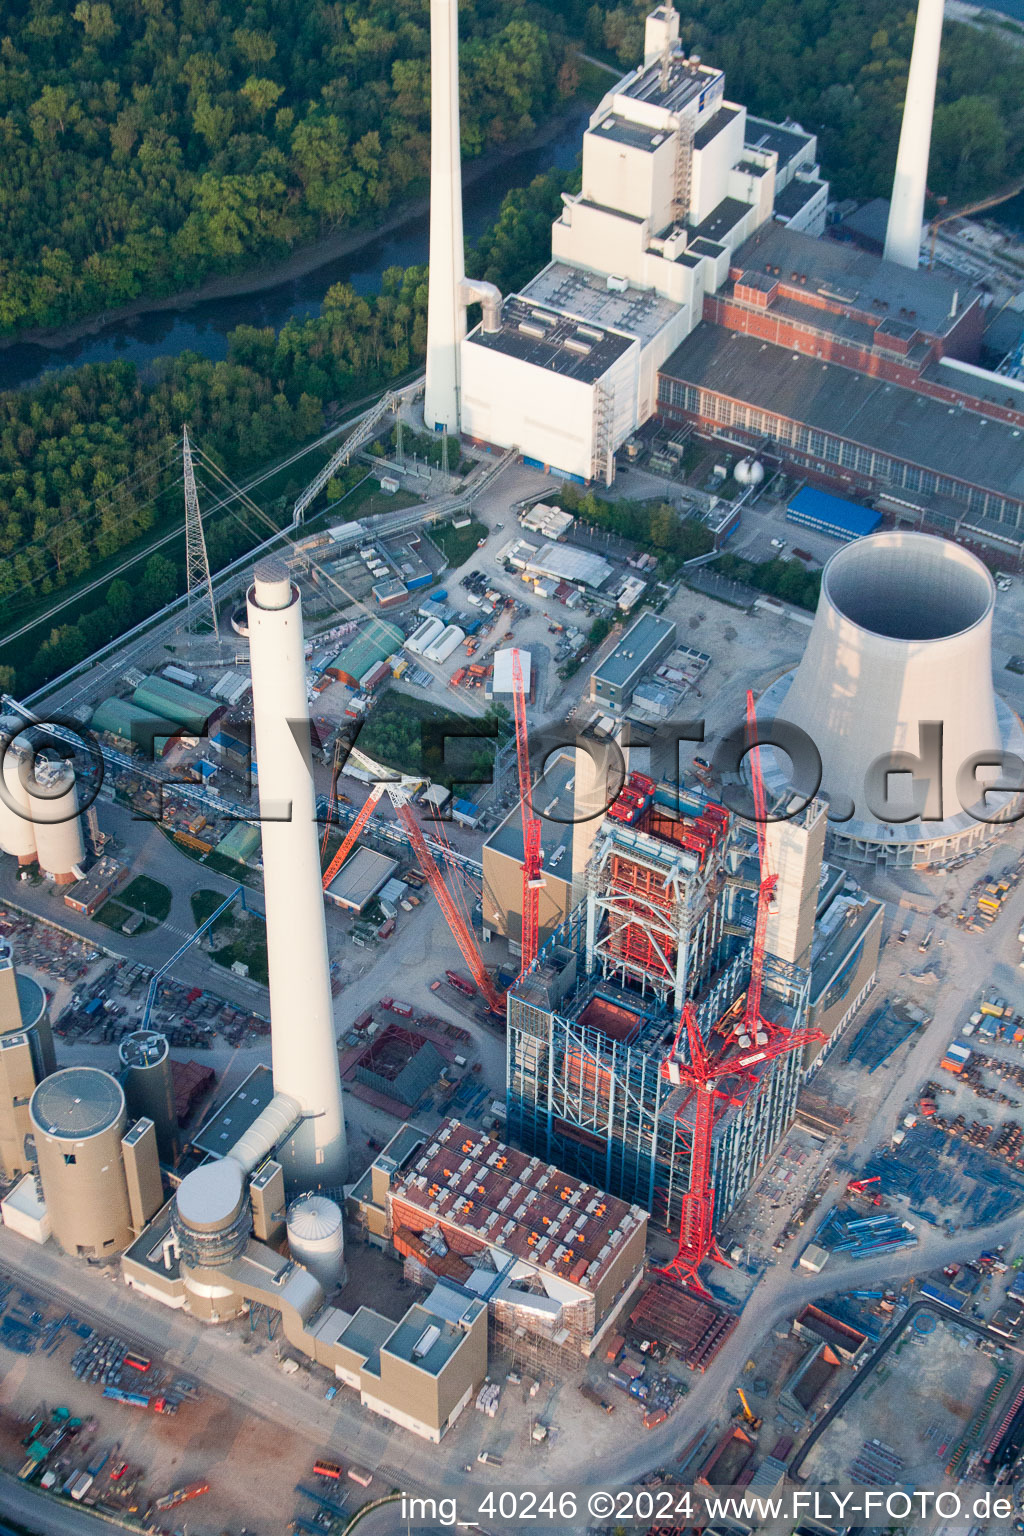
[29, 1067, 132, 1258]
[118, 1030, 177, 1162]
[29, 758, 85, 883]
[286, 1193, 345, 1292]
[0, 734, 37, 864]
[734, 458, 765, 486]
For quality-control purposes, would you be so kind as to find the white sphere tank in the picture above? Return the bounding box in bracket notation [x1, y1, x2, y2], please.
[0, 735, 37, 863]
[29, 758, 85, 883]
[734, 458, 765, 486]
[286, 1193, 345, 1292]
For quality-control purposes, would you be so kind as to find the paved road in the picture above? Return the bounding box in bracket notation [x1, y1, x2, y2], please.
[0, 1475, 116, 1535]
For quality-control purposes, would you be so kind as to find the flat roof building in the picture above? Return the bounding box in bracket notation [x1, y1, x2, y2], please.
[354, 1120, 647, 1373]
[324, 846, 400, 913]
[590, 612, 677, 712]
[787, 487, 882, 542]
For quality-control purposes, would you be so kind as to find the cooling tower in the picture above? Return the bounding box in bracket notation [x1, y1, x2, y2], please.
[246, 560, 348, 1191]
[763, 531, 1024, 867]
[884, 0, 944, 269]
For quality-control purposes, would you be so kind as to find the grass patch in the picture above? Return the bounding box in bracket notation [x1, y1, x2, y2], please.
[358, 691, 503, 782]
[211, 916, 269, 986]
[94, 900, 156, 936]
[429, 517, 488, 568]
[121, 875, 172, 923]
[190, 889, 238, 935]
[94, 901, 131, 931]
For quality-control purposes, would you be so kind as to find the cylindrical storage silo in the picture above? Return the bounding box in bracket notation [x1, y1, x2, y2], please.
[29, 758, 86, 883]
[30, 1068, 132, 1258]
[119, 1030, 177, 1163]
[286, 1193, 345, 1292]
[0, 734, 37, 865]
[172, 1161, 252, 1323]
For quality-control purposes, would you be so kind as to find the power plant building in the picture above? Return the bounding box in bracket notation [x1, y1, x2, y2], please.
[503, 767, 880, 1237]
[0, 941, 56, 1179]
[349, 1119, 648, 1374]
[429, 1, 830, 480]
[119, 1030, 178, 1163]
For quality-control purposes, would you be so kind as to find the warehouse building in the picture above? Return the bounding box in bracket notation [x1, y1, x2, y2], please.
[90, 698, 169, 755]
[786, 487, 882, 542]
[589, 612, 677, 712]
[131, 676, 221, 738]
[327, 621, 404, 688]
[324, 847, 400, 913]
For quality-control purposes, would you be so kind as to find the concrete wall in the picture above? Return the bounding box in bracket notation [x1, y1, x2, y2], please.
[690, 106, 746, 225]
[461, 342, 597, 481]
[765, 803, 827, 968]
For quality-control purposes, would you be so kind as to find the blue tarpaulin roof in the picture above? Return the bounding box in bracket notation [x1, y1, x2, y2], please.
[787, 486, 882, 540]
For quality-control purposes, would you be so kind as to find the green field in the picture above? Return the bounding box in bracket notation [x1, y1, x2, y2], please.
[120, 875, 172, 923]
[429, 518, 488, 569]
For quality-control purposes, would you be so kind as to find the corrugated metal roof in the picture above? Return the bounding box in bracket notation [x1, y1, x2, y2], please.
[132, 676, 219, 734]
[788, 486, 882, 538]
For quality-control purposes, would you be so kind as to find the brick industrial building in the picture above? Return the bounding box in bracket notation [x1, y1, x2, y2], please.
[657, 223, 1024, 545]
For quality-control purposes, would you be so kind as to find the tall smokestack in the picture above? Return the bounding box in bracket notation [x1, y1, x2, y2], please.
[246, 559, 347, 1191]
[884, 0, 944, 270]
[424, 0, 465, 433]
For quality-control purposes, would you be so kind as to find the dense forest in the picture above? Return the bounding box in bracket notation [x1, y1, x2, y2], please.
[0, 165, 578, 695]
[3, 0, 1020, 344]
[0, 0, 577, 336]
[578, 0, 1024, 205]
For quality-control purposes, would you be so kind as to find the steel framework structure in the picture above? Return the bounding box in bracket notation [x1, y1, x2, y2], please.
[182, 426, 219, 639]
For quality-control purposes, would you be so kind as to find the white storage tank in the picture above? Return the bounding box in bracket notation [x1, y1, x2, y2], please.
[0, 730, 37, 865]
[286, 1193, 345, 1292]
[30, 757, 86, 883]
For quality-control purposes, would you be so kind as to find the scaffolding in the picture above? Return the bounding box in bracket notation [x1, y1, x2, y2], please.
[584, 807, 728, 1012]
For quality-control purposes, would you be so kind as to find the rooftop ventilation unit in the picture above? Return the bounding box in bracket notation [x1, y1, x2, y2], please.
[518, 321, 547, 339]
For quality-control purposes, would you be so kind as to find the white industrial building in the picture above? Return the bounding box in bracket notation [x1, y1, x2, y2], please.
[454, 4, 827, 482]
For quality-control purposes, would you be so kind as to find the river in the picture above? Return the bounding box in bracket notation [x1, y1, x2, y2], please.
[0, 100, 592, 395]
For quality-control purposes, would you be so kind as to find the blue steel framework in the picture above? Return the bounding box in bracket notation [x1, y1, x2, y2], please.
[506, 906, 810, 1234]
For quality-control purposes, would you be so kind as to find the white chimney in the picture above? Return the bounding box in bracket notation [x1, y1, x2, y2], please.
[246, 559, 348, 1190]
[424, 0, 466, 433]
[423, 0, 502, 434]
[884, 0, 945, 270]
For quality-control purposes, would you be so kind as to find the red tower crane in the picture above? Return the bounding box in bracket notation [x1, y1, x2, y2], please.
[510, 648, 544, 975]
[318, 749, 505, 1014]
[656, 689, 824, 1295]
[659, 1003, 825, 1296]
